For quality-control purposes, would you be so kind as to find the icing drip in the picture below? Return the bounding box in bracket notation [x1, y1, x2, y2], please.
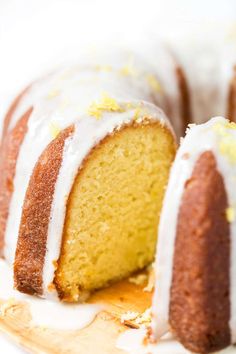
[152, 117, 236, 344]
[0, 259, 102, 330]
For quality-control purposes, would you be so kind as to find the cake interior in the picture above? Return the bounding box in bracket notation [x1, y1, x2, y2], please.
[55, 122, 176, 301]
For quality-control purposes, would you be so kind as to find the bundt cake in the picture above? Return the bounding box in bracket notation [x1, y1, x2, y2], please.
[0, 59, 176, 301]
[151, 117, 236, 353]
[0, 40, 235, 312]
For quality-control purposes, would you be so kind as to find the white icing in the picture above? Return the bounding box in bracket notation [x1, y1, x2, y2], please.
[116, 328, 236, 354]
[152, 117, 236, 343]
[6, 54, 167, 133]
[0, 259, 102, 330]
[3, 56, 172, 297]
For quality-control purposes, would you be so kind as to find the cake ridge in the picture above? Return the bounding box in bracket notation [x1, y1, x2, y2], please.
[151, 117, 236, 352]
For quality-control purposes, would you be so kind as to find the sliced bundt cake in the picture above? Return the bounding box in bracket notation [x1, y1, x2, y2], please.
[151, 117, 236, 353]
[0, 60, 176, 301]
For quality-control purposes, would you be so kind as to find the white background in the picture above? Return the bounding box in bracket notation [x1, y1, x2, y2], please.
[0, 0, 236, 352]
[1, 0, 236, 117]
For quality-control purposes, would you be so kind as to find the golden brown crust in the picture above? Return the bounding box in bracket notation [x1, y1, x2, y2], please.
[0, 108, 32, 253]
[176, 66, 192, 135]
[227, 65, 236, 123]
[14, 126, 74, 296]
[170, 151, 230, 353]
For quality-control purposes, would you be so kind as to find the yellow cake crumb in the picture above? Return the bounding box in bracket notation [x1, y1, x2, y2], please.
[135, 308, 151, 327]
[128, 273, 148, 286]
[121, 311, 140, 323]
[88, 92, 123, 119]
[128, 264, 154, 289]
[49, 122, 61, 139]
[146, 74, 162, 93]
[226, 207, 235, 223]
[121, 308, 151, 329]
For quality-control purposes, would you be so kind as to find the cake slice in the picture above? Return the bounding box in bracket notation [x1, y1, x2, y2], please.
[0, 60, 176, 301]
[152, 117, 236, 353]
